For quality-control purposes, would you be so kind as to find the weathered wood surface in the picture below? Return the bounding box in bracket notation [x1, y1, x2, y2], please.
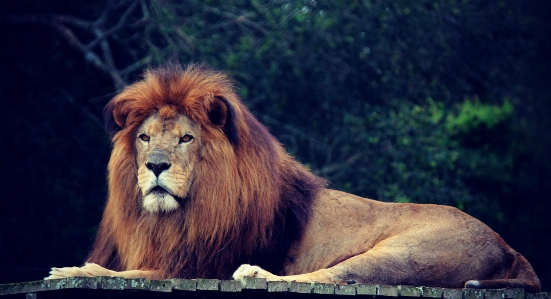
[0, 277, 549, 299]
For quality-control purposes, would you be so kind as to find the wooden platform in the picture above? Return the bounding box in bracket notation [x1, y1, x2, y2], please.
[1, 277, 549, 299]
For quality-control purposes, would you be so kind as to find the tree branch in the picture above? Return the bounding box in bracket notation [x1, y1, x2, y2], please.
[202, 5, 268, 35]
[7, 0, 148, 90]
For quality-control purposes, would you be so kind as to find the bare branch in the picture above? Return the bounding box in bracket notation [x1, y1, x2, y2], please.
[95, 11, 116, 70]
[86, 0, 149, 51]
[139, 0, 149, 19]
[318, 153, 363, 179]
[202, 5, 269, 35]
[8, 14, 126, 88]
[7, 0, 148, 90]
[120, 55, 152, 76]
[92, 0, 140, 72]
[259, 115, 327, 147]
[175, 28, 197, 55]
[53, 15, 94, 29]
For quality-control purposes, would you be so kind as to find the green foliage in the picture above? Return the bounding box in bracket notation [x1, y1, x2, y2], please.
[141, 0, 534, 212]
[446, 97, 514, 134]
[324, 101, 470, 207]
[444, 98, 520, 220]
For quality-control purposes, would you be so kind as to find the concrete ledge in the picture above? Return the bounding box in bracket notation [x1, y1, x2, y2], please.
[0, 278, 548, 298]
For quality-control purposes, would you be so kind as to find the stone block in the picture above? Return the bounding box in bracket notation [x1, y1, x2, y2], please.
[126, 278, 150, 290]
[149, 280, 172, 292]
[485, 289, 505, 299]
[422, 287, 443, 298]
[527, 293, 551, 299]
[241, 277, 266, 289]
[465, 289, 484, 299]
[335, 284, 356, 295]
[1, 280, 53, 295]
[195, 279, 219, 291]
[399, 285, 422, 297]
[312, 283, 335, 295]
[356, 284, 377, 295]
[171, 279, 196, 291]
[268, 281, 289, 292]
[504, 289, 525, 299]
[443, 288, 463, 299]
[289, 281, 311, 293]
[98, 276, 128, 290]
[379, 284, 399, 296]
[220, 280, 242, 292]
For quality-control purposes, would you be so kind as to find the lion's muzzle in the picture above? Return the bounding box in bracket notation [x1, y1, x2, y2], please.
[138, 148, 181, 213]
[146, 149, 171, 177]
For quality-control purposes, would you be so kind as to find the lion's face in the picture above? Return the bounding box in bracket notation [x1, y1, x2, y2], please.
[135, 112, 201, 213]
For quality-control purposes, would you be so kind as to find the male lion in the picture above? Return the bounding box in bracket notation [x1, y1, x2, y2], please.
[47, 64, 541, 292]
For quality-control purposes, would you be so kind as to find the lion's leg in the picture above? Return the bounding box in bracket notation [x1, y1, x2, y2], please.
[232, 264, 337, 283]
[46, 263, 162, 280]
[233, 263, 361, 284]
[235, 238, 493, 288]
[233, 244, 420, 285]
[233, 264, 337, 283]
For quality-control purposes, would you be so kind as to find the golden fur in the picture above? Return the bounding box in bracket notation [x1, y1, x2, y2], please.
[47, 64, 541, 292]
[48, 64, 325, 280]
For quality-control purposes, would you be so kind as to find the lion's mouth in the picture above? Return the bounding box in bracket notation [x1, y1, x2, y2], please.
[142, 185, 180, 213]
[148, 185, 186, 203]
[149, 185, 169, 195]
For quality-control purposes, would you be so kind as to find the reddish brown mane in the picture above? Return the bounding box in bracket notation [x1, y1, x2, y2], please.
[88, 64, 326, 279]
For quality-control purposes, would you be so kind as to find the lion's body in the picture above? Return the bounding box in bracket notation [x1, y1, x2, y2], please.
[47, 64, 541, 292]
[273, 189, 535, 289]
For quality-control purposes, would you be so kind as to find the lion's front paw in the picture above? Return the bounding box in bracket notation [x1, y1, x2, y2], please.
[46, 266, 92, 280]
[232, 264, 279, 283]
[45, 263, 114, 280]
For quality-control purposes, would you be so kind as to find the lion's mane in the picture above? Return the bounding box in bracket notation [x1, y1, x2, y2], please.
[88, 64, 327, 279]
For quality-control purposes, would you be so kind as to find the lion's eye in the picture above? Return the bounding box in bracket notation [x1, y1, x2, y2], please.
[139, 134, 150, 142]
[179, 134, 193, 144]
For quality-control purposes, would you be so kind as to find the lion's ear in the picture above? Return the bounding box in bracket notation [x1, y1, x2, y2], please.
[103, 100, 123, 139]
[209, 96, 239, 146]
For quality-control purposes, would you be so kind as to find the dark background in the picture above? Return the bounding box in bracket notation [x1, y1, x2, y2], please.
[1, 0, 550, 291]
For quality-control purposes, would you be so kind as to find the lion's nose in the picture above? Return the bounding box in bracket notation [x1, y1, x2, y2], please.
[146, 162, 171, 177]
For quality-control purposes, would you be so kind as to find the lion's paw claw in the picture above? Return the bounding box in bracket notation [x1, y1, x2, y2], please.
[45, 266, 91, 280]
[44, 263, 114, 280]
[232, 264, 279, 284]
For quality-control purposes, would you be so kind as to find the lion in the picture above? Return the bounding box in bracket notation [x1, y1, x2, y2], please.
[46, 64, 541, 293]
